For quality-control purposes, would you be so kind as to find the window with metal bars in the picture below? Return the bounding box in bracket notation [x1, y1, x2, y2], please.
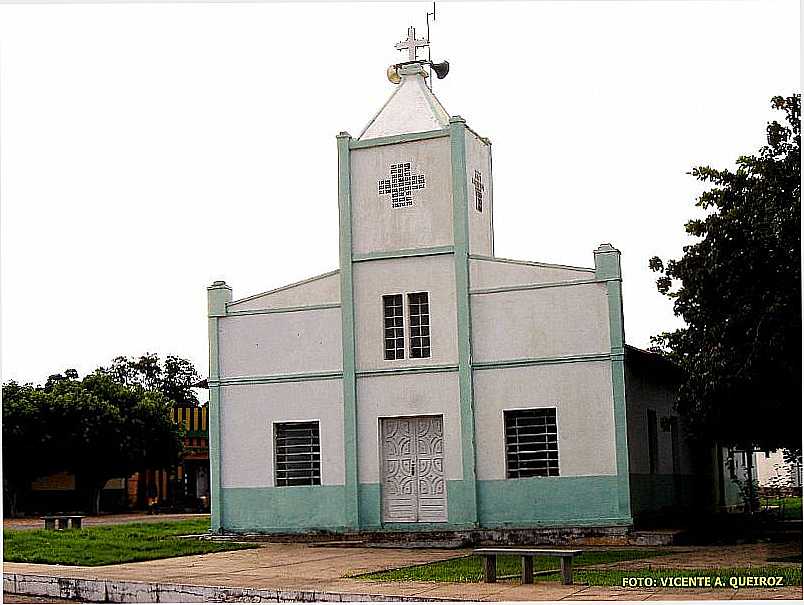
[274, 421, 321, 486]
[383, 294, 405, 360]
[407, 292, 431, 359]
[504, 408, 559, 478]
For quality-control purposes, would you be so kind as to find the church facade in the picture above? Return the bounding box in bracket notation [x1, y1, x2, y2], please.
[206, 33, 732, 534]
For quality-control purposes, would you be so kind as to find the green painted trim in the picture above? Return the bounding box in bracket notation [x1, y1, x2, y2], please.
[487, 138, 495, 255]
[210, 371, 343, 387]
[206, 281, 231, 533]
[356, 364, 458, 378]
[472, 353, 611, 371]
[220, 485, 348, 532]
[477, 476, 631, 526]
[226, 303, 341, 317]
[349, 129, 448, 149]
[220, 481, 631, 532]
[207, 326, 222, 532]
[470, 278, 616, 296]
[337, 132, 360, 530]
[594, 244, 632, 522]
[352, 245, 454, 263]
[469, 254, 595, 273]
[227, 269, 339, 308]
[449, 116, 479, 525]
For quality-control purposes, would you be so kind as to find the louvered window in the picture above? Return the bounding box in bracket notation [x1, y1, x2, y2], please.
[504, 408, 559, 478]
[408, 292, 431, 359]
[383, 294, 405, 360]
[647, 409, 658, 474]
[274, 421, 321, 486]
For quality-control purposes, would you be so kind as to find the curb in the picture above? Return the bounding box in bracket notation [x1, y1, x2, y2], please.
[3, 573, 462, 603]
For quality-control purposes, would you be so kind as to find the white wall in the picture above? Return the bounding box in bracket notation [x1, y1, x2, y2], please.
[473, 361, 618, 479]
[465, 129, 493, 256]
[218, 308, 342, 377]
[469, 258, 595, 290]
[353, 254, 458, 371]
[219, 379, 345, 488]
[350, 137, 453, 255]
[471, 282, 610, 362]
[227, 271, 340, 311]
[356, 371, 463, 483]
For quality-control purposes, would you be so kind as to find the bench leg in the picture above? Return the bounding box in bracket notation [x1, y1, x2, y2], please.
[44, 519, 56, 530]
[482, 554, 497, 583]
[521, 556, 534, 584]
[56, 518, 66, 530]
[560, 557, 573, 585]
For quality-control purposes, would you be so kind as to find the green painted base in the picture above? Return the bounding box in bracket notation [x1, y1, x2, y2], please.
[220, 476, 634, 533]
[221, 485, 348, 532]
[477, 476, 632, 526]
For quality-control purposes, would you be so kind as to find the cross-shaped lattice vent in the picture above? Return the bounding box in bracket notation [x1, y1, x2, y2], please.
[472, 170, 484, 212]
[378, 163, 426, 208]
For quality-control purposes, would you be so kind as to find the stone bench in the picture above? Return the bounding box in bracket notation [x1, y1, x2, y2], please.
[40, 515, 85, 530]
[472, 548, 583, 585]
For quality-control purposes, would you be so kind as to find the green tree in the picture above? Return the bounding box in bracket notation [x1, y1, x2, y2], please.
[650, 95, 801, 457]
[100, 354, 200, 407]
[3, 357, 191, 515]
[2, 382, 54, 517]
[48, 372, 184, 514]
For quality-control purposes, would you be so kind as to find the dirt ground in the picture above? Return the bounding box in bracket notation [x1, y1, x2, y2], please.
[3, 512, 207, 531]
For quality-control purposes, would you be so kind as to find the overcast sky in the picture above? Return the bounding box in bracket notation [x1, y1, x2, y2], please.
[0, 0, 799, 385]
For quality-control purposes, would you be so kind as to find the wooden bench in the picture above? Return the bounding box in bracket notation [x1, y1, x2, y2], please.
[473, 548, 583, 585]
[40, 515, 85, 530]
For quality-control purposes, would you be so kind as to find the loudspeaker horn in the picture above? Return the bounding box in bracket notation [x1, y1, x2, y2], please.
[430, 60, 450, 80]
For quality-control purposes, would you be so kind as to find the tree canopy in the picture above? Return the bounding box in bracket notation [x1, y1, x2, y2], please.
[99, 353, 201, 407]
[2, 354, 197, 515]
[649, 95, 801, 454]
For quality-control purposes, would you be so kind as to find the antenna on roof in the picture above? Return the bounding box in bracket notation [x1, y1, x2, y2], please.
[426, 2, 436, 90]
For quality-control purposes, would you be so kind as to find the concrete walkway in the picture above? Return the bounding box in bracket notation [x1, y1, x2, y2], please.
[4, 542, 802, 601]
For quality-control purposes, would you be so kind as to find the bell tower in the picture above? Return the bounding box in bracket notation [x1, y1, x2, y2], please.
[341, 34, 493, 258]
[336, 28, 492, 529]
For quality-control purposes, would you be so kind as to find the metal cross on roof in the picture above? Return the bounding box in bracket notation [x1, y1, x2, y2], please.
[394, 26, 429, 62]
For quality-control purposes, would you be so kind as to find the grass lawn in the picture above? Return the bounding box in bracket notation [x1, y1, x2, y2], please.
[358, 550, 802, 587]
[552, 566, 802, 587]
[3, 518, 256, 566]
[764, 496, 802, 520]
[358, 550, 668, 582]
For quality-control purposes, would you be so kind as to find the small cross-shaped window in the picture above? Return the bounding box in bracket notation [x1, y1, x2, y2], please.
[472, 170, 484, 212]
[378, 163, 426, 208]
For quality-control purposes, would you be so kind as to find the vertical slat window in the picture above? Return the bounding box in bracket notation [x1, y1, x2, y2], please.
[383, 294, 405, 360]
[408, 292, 431, 359]
[274, 421, 321, 487]
[504, 408, 559, 478]
[647, 409, 659, 474]
[670, 417, 681, 475]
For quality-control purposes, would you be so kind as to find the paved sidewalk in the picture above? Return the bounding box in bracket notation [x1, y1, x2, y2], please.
[4, 543, 802, 601]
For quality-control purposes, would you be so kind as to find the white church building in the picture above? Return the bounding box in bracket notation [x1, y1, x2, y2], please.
[206, 30, 734, 535]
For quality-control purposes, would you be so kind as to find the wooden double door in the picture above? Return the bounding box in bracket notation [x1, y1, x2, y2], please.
[380, 415, 447, 523]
